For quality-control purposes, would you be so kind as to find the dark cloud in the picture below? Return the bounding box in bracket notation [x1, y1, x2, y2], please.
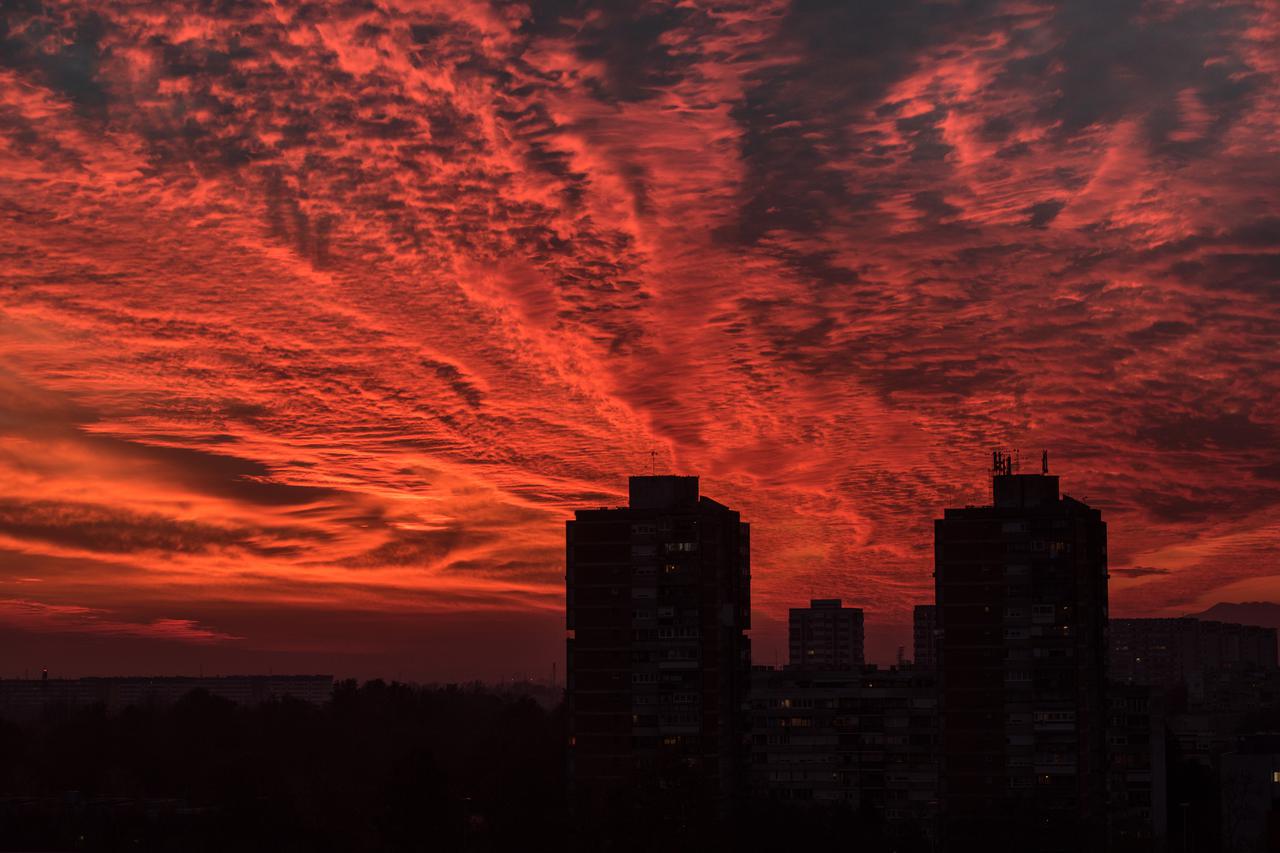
[1126, 320, 1193, 346]
[913, 190, 962, 222]
[1169, 253, 1280, 298]
[1111, 566, 1171, 578]
[1002, 0, 1266, 147]
[0, 5, 109, 114]
[0, 499, 325, 556]
[422, 358, 486, 408]
[573, 2, 700, 103]
[1025, 200, 1065, 229]
[343, 525, 496, 569]
[1136, 410, 1276, 453]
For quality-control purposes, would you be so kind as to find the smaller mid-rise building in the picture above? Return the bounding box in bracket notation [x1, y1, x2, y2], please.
[788, 599, 864, 671]
[1106, 684, 1167, 851]
[913, 604, 938, 671]
[750, 665, 938, 839]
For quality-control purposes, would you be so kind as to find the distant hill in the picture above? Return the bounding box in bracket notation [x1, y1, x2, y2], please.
[1191, 601, 1280, 630]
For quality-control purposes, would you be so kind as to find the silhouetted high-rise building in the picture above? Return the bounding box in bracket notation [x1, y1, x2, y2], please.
[788, 599, 864, 671]
[566, 476, 751, 819]
[914, 604, 939, 670]
[935, 453, 1108, 852]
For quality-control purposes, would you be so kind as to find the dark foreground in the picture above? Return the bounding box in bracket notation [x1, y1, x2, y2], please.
[0, 681, 1229, 852]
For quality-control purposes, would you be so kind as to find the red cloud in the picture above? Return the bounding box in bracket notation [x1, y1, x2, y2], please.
[0, 0, 1277, 676]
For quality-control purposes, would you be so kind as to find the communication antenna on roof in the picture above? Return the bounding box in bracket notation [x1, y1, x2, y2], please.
[649, 449, 657, 475]
[1042, 449, 1049, 475]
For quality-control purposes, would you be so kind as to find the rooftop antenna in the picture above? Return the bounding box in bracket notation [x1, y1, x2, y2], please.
[649, 449, 657, 475]
[1042, 449, 1049, 475]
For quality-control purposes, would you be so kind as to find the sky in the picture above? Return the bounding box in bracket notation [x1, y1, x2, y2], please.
[0, 0, 1277, 680]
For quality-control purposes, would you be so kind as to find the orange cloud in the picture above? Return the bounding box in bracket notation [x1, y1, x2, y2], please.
[0, 0, 1277, 676]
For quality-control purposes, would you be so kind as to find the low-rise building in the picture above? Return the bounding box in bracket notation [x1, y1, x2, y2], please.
[749, 666, 938, 837]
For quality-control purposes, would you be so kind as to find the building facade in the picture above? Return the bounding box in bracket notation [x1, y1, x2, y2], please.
[914, 604, 939, 671]
[750, 665, 938, 838]
[1110, 617, 1279, 704]
[934, 455, 1109, 852]
[1106, 684, 1167, 850]
[1221, 735, 1280, 853]
[788, 599, 864, 671]
[566, 476, 751, 816]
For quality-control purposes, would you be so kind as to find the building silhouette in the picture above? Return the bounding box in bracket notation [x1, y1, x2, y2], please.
[750, 664, 938, 839]
[1106, 683, 1167, 850]
[788, 598, 864, 671]
[1110, 616, 1279, 703]
[914, 604, 939, 671]
[1220, 734, 1280, 853]
[934, 453, 1109, 852]
[565, 475, 751, 819]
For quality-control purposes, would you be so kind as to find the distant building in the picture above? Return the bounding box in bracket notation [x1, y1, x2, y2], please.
[788, 599, 864, 671]
[750, 665, 938, 838]
[566, 476, 751, 816]
[1110, 616, 1278, 704]
[913, 604, 939, 671]
[1221, 734, 1280, 853]
[935, 453, 1109, 852]
[0, 675, 333, 720]
[1106, 684, 1167, 850]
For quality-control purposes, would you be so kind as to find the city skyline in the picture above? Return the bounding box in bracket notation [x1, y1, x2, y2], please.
[2, 0, 1279, 682]
[563, 470, 1280, 851]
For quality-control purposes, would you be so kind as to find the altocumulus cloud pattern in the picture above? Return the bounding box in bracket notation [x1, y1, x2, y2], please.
[0, 0, 1277, 676]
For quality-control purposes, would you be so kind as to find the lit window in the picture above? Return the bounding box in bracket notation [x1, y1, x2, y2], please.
[1273, 771, 1280, 783]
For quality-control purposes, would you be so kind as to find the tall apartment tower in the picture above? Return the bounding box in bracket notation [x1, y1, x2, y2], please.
[566, 476, 751, 819]
[788, 599, 864, 671]
[935, 453, 1108, 852]
[914, 604, 939, 670]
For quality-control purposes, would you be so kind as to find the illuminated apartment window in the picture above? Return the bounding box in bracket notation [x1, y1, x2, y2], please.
[1272, 770, 1280, 783]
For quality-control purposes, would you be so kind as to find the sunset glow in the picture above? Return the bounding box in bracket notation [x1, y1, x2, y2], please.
[1, 0, 1278, 679]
